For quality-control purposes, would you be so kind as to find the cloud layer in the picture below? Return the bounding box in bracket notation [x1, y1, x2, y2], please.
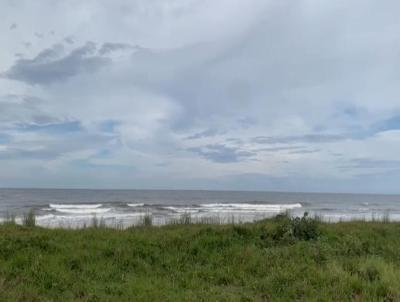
[1, 0, 400, 192]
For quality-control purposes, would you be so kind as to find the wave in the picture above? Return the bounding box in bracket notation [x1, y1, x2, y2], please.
[127, 203, 145, 207]
[199, 203, 302, 211]
[53, 208, 111, 214]
[49, 203, 103, 209]
[52, 212, 147, 219]
[163, 206, 200, 214]
[162, 203, 302, 214]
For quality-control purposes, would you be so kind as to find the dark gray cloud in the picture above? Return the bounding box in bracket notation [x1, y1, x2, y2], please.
[225, 138, 244, 145]
[64, 36, 74, 45]
[98, 42, 136, 55]
[288, 149, 320, 155]
[188, 144, 255, 163]
[254, 145, 319, 154]
[185, 128, 226, 140]
[9, 23, 17, 30]
[3, 42, 111, 85]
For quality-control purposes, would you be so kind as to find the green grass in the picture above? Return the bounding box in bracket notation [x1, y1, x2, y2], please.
[1, 215, 400, 301]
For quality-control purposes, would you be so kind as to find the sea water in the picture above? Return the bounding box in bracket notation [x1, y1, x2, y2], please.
[1, 188, 400, 228]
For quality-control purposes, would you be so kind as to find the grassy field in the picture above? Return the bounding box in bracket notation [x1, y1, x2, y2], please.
[1, 214, 400, 301]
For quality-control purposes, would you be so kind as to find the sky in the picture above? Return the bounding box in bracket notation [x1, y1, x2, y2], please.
[1, 0, 400, 193]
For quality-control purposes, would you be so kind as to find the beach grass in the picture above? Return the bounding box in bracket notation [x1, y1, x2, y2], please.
[1, 214, 400, 301]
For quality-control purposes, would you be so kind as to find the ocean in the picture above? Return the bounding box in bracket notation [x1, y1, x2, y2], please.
[1, 188, 400, 228]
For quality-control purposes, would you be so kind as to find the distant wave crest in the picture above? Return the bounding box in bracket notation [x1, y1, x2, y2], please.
[163, 206, 200, 214]
[127, 203, 145, 207]
[53, 208, 111, 214]
[49, 203, 103, 209]
[199, 203, 302, 211]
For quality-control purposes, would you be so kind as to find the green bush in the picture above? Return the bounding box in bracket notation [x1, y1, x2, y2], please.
[271, 212, 321, 242]
[291, 212, 321, 241]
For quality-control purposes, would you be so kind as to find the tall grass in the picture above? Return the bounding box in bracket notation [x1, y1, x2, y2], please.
[141, 212, 153, 226]
[91, 215, 106, 228]
[2, 212, 16, 225]
[170, 214, 230, 225]
[382, 210, 391, 223]
[22, 209, 36, 227]
[170, 212, 192, 225]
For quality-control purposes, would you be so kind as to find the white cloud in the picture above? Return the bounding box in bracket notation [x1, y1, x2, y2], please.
[1, 0, 400, 192]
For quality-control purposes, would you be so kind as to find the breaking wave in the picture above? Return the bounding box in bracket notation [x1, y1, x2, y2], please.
[127, 203, 145, 207]
[199, 203, 302, 211]
[49, 204, 103, 209]
[163, 206, 200, 214]
[53, 208, 111, 214]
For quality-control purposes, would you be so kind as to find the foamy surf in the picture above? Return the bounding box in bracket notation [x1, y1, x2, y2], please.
[127, 203, 145, 207]
[199, 203, 302, 211]
[52, 208, 111, 214]
[49, 204, 103, 209]
[34, 212, 150, 228]
[163, 206, 200, 214]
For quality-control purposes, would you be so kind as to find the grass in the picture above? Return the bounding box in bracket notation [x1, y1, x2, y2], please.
[141, 212, 153, 227]
[1, 214, 400, 301]
[22, 209, 36, 227]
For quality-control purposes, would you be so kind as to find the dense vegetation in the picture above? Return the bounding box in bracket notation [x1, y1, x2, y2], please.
[1, 214, 400, 301]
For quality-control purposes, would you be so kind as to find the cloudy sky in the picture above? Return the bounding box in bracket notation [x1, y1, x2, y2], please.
[1, 0, 400, 193]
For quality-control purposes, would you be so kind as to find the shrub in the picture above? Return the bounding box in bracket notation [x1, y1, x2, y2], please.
[291, 212, 320, 241]
[271, 216, 294, 243]
[270, 212, 320, 242]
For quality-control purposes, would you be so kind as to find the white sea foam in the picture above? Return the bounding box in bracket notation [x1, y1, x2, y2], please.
[199, 203, 302, 211]
[35, 214, 56, 220]
[34, 212, 149, 228]
[49, 203, 103, 209]
[53, 208, 111, 214]
[162, 203, 302, 215]
[51, 212, 146, 220]
[163, 206, 200, 214]
[127, 203, 145, 207]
